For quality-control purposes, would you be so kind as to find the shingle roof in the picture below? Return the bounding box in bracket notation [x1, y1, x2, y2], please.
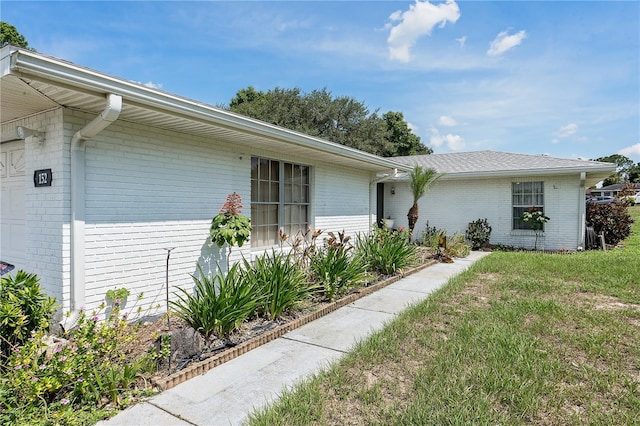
[390, 150, 615, 177]
[598, 182, 640, 191]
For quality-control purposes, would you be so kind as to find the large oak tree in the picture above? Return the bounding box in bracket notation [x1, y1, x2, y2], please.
[227, 86, 431, 157]
[1, 22, 29, 49]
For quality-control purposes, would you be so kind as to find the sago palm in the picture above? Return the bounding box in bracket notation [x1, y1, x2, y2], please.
[407, 166, 441, 234]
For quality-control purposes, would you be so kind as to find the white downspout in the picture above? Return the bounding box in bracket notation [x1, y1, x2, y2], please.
[577, 171, 586, 250]
[70, 93, 122, 312]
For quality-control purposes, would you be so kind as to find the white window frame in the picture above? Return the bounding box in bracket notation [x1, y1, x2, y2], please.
[250, 157, 311, 247]
[512, 180, 545, 231]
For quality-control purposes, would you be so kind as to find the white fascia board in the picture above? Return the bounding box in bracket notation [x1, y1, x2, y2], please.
[6, 47, 410, 173]
[389, 165, 616, 181]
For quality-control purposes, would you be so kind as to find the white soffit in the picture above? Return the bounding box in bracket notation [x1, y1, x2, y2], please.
[1, 47, 408, 173]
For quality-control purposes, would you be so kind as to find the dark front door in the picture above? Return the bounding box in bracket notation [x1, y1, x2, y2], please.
[376, 182, 384, 228]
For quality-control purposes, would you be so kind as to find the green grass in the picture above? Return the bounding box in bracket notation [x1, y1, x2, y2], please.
[248, 207, 640, 425]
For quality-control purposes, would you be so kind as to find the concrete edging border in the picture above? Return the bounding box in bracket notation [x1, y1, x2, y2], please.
[152, 259, 437, 391]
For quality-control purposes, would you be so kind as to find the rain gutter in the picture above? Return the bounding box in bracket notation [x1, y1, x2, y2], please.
[6, 47, 406, 173]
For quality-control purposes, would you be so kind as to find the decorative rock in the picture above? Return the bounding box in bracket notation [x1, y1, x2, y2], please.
[157, 327, 205, 363]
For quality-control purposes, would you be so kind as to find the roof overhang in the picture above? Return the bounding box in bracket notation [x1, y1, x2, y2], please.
[385, 166, 615, 187]
[1, 46, 410, 174]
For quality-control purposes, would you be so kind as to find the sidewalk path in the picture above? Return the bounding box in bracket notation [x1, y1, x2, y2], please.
[98, 251, 490, 426]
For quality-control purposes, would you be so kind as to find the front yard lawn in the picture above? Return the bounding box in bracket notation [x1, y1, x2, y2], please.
[249, 207, 640, 425]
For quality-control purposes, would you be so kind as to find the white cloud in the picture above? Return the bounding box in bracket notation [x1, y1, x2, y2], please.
[143, 81, 163, 90]
[456, 35, 467, 48]
[438, 115, 458, 127]
[430, 127, 465, 151]
[552, 123, 578, 143]
[487, 30, 527, 56]
[132, 80, 164, 89]
[618, 143, 640, 161]
[386, 0, 461, 63]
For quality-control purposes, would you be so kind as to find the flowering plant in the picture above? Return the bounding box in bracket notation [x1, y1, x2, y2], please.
[521, 208, 550, 250]
[1, 299, 159, 423]
[210, 192, 252, 248]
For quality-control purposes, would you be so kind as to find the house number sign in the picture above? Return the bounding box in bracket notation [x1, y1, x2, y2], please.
[34, 169, 52, 187]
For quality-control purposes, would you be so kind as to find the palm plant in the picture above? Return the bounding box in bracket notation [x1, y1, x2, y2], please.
[407, 166, 441, 234]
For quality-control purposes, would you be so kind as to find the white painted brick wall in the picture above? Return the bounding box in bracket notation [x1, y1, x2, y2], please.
[383, 174, 583, 251]
[79, 117, 376, 316]
[2, 109, 68, 314]
[314, 165, 372, 240]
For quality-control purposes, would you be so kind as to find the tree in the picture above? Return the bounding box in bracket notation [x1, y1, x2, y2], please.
[407, 166, 441, 234]
[628, 162, 640, 183]
[382, 111, 431, 156]
[227, 86, 430, 157]
[594, 154, 634, 186]
[0, 22, 29, 48]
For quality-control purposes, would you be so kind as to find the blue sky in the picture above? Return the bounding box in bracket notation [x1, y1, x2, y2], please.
[3, 1, 639, 161]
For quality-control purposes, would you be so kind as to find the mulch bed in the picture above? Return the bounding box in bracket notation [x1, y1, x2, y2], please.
[137, 258, 437, 391]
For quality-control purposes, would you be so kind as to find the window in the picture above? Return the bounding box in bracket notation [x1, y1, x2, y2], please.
[512, 181, 544, 230]
[251, 157, 310, 247]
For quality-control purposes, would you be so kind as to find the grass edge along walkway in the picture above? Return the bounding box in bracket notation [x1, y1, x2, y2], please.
[248, 208, 640, 426]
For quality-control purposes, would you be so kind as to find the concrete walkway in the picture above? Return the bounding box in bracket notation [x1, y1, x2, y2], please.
[98, 251, 490, 426]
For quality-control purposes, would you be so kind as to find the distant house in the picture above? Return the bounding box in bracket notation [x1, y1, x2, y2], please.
[382, 151, 614, 251]
[590, 182, 640, 198]
[0, 46, 409, 318]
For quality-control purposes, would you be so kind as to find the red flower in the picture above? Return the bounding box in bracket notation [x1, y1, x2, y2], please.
[219, 192, 243, 215]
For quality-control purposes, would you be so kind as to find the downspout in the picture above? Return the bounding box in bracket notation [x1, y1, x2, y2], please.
[577, 171, 586, 250]
[70, 94, 122, 312]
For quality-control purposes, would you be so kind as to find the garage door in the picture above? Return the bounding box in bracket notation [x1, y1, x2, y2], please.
[1, 140, 26, 271]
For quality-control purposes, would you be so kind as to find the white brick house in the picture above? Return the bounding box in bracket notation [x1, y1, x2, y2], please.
[0, 46, 409, 317]
[383, 151, 614, 251]
[0, 46, 615, 319]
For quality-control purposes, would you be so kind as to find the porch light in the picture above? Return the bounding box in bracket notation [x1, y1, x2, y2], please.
[17, 126, 45, 145]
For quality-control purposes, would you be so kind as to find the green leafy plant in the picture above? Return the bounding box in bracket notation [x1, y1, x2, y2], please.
[586, 201, 633, 246]
[421, 221, 446, 248]
[170, 263, 260, 340]
[356, 226, 417, 275]
[210, 192, 252, 248]
[310, 231, 368, 301]
[0, 271, 56, 361]
[446, 232, 471, 258]
[0, 300, 155, 424]
[105, 288, 130, 303]
[521, 208, 550, 250]
[244, 250, 314, 320]
[465, 218, 492, 250]
[211, 192, 252, 271]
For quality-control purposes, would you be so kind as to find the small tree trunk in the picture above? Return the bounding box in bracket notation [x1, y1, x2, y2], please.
[407, 203, 419, 233]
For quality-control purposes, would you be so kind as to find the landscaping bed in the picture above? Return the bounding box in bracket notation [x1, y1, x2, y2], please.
[140, 257, 436, 391]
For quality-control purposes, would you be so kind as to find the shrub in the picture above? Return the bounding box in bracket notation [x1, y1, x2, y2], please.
[586, 201, 633, 246]
[421, 221, 446, 248]
[0, 301, 156, 424]
[356, 227, 417, 275]
[310, 231, 368, 301]
[446, 232, 471, 258]
[465, 218, 492, 250]
[0, 271, 56, 361]
[170, 263, 260, 340]
[245, 250, 314, 320]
